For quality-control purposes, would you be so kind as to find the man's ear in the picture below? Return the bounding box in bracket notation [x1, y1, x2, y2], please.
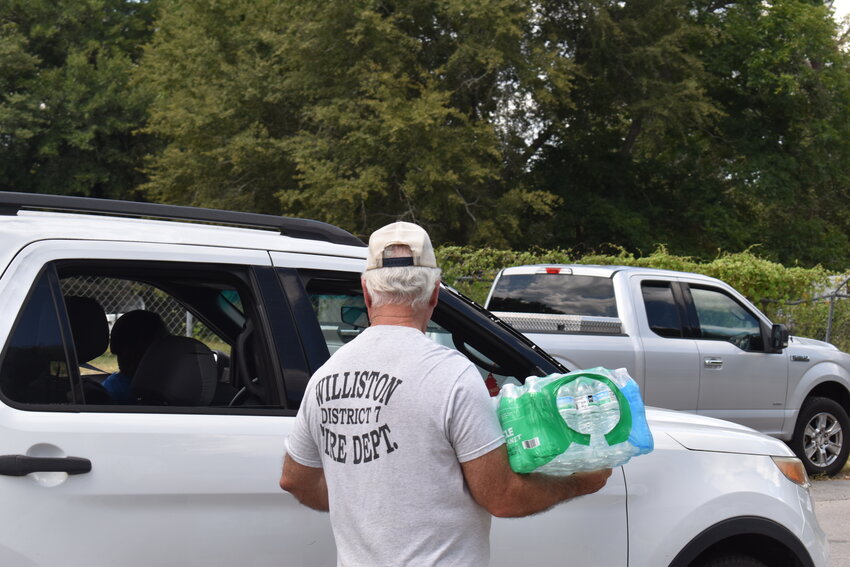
[428, 280, 440, 308]
[361, 278, 373, 309]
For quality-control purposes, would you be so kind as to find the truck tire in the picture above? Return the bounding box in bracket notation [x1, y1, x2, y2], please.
[791, 396, 850, 477]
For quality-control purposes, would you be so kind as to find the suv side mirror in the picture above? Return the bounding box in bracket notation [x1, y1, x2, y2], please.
[771, 323, 789, 351]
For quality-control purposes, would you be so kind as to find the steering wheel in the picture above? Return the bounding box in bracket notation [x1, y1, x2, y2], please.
[452, 334, 506, 375]
[729, 332, 752, 351]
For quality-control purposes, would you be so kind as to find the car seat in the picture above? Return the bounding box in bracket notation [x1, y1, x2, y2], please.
[64, 295, 113, 404]
[132, 336, 217, 406]
[65, 295, 110, 369]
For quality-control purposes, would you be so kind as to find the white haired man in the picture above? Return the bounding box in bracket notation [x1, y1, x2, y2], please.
[280, 221, 611, 566]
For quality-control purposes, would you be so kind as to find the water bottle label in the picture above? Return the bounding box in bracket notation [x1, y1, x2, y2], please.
[522, 437, 541, 449]
[575, 396, 590, 411]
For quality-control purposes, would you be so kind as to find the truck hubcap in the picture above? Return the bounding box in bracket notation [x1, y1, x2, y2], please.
[804, 412, 843, 468]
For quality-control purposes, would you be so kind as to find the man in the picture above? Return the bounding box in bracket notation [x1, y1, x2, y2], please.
[280, 221, 611, 566]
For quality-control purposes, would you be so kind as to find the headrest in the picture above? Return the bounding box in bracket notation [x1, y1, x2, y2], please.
[132, 336, 217, 406]
[65, 296, 109, 364]
[110, 310, 168, 356]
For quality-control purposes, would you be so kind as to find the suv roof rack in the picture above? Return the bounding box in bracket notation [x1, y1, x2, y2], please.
[0, 192, 365, 247]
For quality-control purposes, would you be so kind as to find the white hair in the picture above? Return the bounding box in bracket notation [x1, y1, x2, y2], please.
[363, 245, 441, 309]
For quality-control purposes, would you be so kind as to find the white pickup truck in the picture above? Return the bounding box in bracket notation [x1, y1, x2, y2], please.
[484, 264, 850, 476]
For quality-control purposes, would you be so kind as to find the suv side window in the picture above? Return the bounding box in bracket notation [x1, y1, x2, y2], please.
[641, 281, 683, 338]
[689, 286, 764, 351]
[59, 275, 233, 376]
[0, 261, 288, 411]
[0, 268, 74, 405]
[311, 293, 369, 357]
[298, 270, 524, 394]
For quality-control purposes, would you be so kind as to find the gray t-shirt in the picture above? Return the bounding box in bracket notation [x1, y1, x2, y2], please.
[286, 325, 505, 567]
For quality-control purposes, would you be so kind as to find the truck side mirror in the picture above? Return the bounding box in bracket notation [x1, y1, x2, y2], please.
[341, 305, 369, 328]
[771, 324, 789, 351]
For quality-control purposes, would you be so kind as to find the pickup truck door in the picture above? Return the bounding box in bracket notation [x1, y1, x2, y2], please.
[631, 277, 701, 413]
[684, 284, 788, 435]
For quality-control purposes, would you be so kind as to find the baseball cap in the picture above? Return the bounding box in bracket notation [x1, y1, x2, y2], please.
[366, 221, 438, 270]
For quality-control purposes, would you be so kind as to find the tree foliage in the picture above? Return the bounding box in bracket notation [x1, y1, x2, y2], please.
[692, 0, 850, 267]
[3, 0, 850, 269]
[0, 0, 159, 198]
[139, 0, 570, 242]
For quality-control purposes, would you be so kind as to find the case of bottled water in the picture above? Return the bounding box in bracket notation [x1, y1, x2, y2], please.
[496, 367, 653, 474]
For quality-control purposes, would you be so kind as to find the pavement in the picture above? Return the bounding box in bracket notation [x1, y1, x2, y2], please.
[811, 478, 850, 567]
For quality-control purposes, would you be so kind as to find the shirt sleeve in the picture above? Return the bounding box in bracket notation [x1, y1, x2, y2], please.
[445, 363, 506, 463]
[285, 386, 324, 469]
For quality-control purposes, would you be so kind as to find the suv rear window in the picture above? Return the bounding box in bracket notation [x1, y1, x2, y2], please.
[488, 273, 618, 317]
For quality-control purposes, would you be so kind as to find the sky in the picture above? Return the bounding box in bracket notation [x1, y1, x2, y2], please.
[833, 0, 850, 21]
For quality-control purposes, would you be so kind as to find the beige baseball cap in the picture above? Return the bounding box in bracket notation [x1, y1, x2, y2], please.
[366, 221, 437, 270]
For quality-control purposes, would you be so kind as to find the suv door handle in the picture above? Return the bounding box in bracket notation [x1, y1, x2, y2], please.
[0, 455, 91, 476]
[704, 357, 723, 368]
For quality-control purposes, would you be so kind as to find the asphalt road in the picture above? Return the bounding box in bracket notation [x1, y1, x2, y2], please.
[811, 478, 850, 567]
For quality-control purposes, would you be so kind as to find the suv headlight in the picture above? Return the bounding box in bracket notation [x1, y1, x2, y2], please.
[772, 456, 810, 488]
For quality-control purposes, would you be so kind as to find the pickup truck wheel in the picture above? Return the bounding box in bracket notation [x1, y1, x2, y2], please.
[791, 397, 850, 477]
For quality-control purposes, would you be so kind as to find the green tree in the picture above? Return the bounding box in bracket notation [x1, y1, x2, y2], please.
[139, 0, 569, 241]
[693, 0, 850, 268]
[138, 0, 850, 266]
[136, 1, 297, 214]
[0, 0, 159, 198]
[534, 0, 850, 267]
[522, 0, 724, 256]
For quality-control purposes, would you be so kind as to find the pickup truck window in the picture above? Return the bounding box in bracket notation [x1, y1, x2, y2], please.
[689, 286, 764, 351]
[488, 274, 617, 317]
[641, 282, 683, 338]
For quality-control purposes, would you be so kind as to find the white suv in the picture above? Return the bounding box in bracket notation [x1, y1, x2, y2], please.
[0, 193, 828, 566]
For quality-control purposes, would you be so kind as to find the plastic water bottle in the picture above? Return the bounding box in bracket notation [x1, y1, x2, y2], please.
[573, 377, 596, 435]
[574, 377, 606, 468]
[594, 381, 619, 435]
[555, 384, 577, 425]
[498, 384, 537, 473]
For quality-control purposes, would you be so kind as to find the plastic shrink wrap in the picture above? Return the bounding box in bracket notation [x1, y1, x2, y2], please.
[496, 367, 653, 474]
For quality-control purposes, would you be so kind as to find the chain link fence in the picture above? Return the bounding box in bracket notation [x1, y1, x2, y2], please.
[60, 276, 217, 343]
[764, 275, 850, 353]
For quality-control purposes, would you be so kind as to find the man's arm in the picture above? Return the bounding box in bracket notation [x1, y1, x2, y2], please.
[460, 445, 611, 518]
[279, 454, 329, 512]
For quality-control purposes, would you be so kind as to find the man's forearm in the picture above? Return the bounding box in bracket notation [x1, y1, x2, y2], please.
[290, 474, 330, 511]
[491, 469, 612, 518]
[279, 455, 330, 512]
